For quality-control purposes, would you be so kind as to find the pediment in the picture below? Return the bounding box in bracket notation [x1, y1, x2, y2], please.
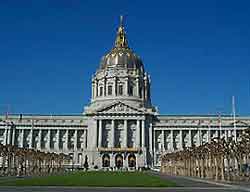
[96, 101, 144, 114]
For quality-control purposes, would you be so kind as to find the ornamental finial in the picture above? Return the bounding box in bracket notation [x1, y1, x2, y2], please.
[120, 15, 124, 27]
[115, 15, 128, 48]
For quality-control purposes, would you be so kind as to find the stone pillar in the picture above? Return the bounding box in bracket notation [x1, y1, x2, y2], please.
[21, 129, 24, 148]
[170, 129, 174, 151]
[65, 129, 69, 151]
[149, 123, 153, 154]
[189, 130, 192, 147]
[142, 120, 145, 148]
[111, 120, 115, 147]
[98, 120, 102, 147]
[153, 130, 157, 165]
[12, 128, 15, 146]
[91, 81, 95, 99]
[38, 129, 42, 150]
[136, 78, 139, 97]
[125, 77, 129, 96]
[197, 130, 201, 146]
[136, 120, 140, 147]
[95, 80, 98, 98]
[161, 130, 165, 151]
[7, 128, 11, 145]
[29, 129, 33, 149]
[84, 130, 88, 149]
[56, 130, 60, 151]
[46, 129, 51, 150]
[225, 129, 228, 141]
[123, 120, 127, 148]
[74, 130, 77, 150]
[3, 128, 7, 145]
[104, 78, 106, 96]
[179, 130, 183, 150]
[144, 76, 148, 100]
[207, 129, 211, 143]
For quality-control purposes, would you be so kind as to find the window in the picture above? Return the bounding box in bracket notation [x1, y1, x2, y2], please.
[108, 85, 112, 95]
[99, 87, 103, 96]
[128, 85, 133, 96]
[118, 85, 123, 95]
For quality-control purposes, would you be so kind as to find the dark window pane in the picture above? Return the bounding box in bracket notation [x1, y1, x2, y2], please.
[108, 85, 112, 95]
[118, 85, 123, 95]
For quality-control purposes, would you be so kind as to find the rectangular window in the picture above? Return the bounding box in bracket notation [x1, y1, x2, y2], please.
[128, 85, 133, 96]
[99, 87, 103, 96]
[108, 85, 112, 95]
[118, 85, 123, 95]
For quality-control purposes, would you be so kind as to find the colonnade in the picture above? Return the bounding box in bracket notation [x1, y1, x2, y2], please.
[97, 119, 145, 149]
[153, 128, 240, 163]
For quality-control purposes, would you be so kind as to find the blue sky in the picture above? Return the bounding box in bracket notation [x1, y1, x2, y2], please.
[0, 0, 249, 115]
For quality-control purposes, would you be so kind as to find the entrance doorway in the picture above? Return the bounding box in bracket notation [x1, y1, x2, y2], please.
[128, 153, 136, 168]
[102, 154, 110, 167]
[115, 154, 123, 169]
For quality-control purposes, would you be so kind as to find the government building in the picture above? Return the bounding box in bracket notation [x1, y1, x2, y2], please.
[0, 18, 249, 170]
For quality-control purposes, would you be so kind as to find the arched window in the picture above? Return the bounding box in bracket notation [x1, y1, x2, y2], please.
[108, 85, 112, 95]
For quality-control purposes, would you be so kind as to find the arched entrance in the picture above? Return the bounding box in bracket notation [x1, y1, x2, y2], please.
[102, 154, 110, 167]
[115, 154, 123, 169]
[128, 153, 136, 168]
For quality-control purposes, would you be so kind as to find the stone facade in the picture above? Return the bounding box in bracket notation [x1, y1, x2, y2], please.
[0, 18, 249, 169]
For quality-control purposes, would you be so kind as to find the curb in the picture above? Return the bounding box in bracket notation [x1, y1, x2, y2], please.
[181, 176, 250, 192]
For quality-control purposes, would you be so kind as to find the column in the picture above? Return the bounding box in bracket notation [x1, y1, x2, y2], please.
[125, 77, 128, 96]
[142, 120, 145, 148]
[84, 130, 87, 149]
[111, 120, 115, 147]
[123, 120, 127, 148]
[95, 80, 98, 98]
[197, 129, 201, 146]
[225, 129, 228, 141]
[144, 77, 148, 100]
[136, 78, 139, 97]
[136, 120, 140, 147]
[161, 130, 165, 151]
[3, 128, 7, 145]
[215, 130, 219, 138]
[12, 128, 15, 146]
[7, 128, 11, 145]
[65, 129, 69, 151]
[29, 129, 33, 148]
[21, 129, 24, 148]
[38, 129, 42, 150]
[98, 120, 102, 148]
[91, 81, 95, 99]
[179, 130, 183, 150]
[149, 123, 153, 154]
[104, 78, 106, 96]
[189, 129, 192, 147]
[74, 130, 77, 150]
[73, 130, 77, 164]
[46, 129, 51, 150]
[56, 130, 60, 151]
[207, 129, 211, 143]
[170, 129, 174, 151]
[153, 130, 157, 166]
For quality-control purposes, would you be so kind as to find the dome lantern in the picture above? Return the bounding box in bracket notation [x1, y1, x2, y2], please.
[99, 16, 144, 72]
